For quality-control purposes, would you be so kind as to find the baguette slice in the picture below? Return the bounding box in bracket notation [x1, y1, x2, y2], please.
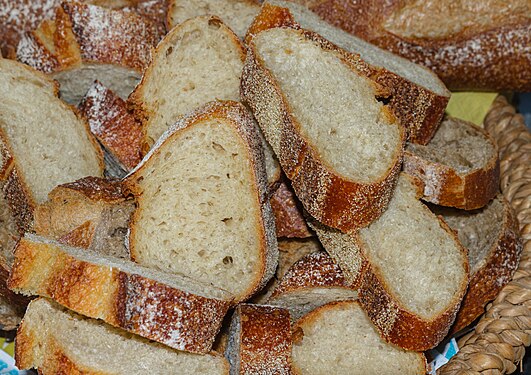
[0, 58, 104, 233]
[268, 251, 358, 320]
[225, 304, 292, 375]
[433, 195, 523, 333]
[8, 234, 232, 354]
[291, 301, 427, 375]
[125, 101, 277, 303]
[16, 298, 230, 374]
[167, 0, 260, 38]
[404, 116, 500, 210]
[314, 174, 469, 350]
[241, 26, 405, 232]
[246, 1, 451, 145]
[270, 179, 313, 238]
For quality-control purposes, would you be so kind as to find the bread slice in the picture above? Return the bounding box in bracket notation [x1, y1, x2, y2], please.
[0, 58, 104, 232]
[270, 179, 313, 238]
[167, 0, 260, 38]
[8, 234, 232, 354]
[241, 26, 405, 232]
[433, 195, 523, 333]
[314, 174, 469, 350]
[16, 298, 230, 374]
[17, 1, 160, 104]
[268, 251, 358, 320]
[125, 101, 277, 303]
[291, 301, 427, 374]
[225, 304, 292, 375]
[129, 15, 245, 146]
[404, 116, 500, 210]
[246, 1, 451, 145]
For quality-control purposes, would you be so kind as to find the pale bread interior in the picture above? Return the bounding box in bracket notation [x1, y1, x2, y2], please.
[0, 59, 102, 204]
[168, 0, 260, 37]
[130, 118, 263, 300]
[20, 298, 228, 374]
[138, 17, 244, 144]
[407, 117, 495, 174]
[292, 301, 425, 374]
[253, 27, 401, 183]
[359, 175, 467, 318]
[0, 187, 18, 266]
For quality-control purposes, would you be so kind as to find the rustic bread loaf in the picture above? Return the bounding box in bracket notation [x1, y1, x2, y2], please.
[241, 26, 405, 232]
[8, 234, 232, 354]
[0, 58, 104, 232]
[17, 1, 160, 104]
[404, 117, 500, 210]
[247, 1, 450, 145]
[225, 304, 292, 375]
[167, 0, 260, 38]
[290, 0, 530, 91]
[125, 101, 277, 303]
[16, 298, 230, 374]
[433, 195, 522, 333]
[291, 301, 427, 374]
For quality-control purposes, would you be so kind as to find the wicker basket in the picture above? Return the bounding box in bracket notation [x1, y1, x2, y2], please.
[440, 96, 531, 374]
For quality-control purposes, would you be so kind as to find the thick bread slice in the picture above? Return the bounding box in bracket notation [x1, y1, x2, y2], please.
[291, 301, 427, 375]
[129, 16, 245, 146]
[241, 26, 405, 232]
[0, 58, 104, 232]
[246, 1, 450, 145]
[433, 195, 523, 333]
[404, 116, 500, 210]
[225, 304, 292, 375]
[268, 251, 358, 320]
[125, 101, 277, 303]
[270, 179, 313, 238]
[8, 234, 232, 354]
[167, 0, 260, 38]
[17, 2, 160, 104]
[16, 298, 230, 374]
[313, 174, 469, 350]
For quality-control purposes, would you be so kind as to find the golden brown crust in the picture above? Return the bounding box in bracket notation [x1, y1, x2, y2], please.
[404, 119, 500, 210]
[241, 27, 405, 232]
[302, 0, 531, 91]
[8, 237, 231, 354]
[270, 179, 313, 238]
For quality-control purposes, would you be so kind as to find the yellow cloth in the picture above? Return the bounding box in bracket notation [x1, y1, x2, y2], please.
[0, 338, 14, 357]
[445, 92, 498, 127]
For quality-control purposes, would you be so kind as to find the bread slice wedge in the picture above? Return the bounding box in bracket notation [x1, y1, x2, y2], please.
[125, 101, 277, 303]
[270, 179, 313, 238]
[0, 58, 104, 233]
[241, 26, 405, 232]
[8, 234, 232, 354]
[225, 304, 292, 375]
[16, 298, 230, 374]
[291, 301, 427, 375]
[246, 1, 451, 145]
[433, 195, 523, 333]
[404, 116, 500, 210]
[313, 174, 469, 351]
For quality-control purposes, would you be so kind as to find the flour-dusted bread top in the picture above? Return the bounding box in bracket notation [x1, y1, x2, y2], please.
[129, 15, 245, 146]
[291, 301, 427, 375]
[16, 298, 230, 374]
[125, 101, 277, 303]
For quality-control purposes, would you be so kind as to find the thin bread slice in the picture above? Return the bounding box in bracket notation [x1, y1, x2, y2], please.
[241, 26, 405, 232]
[8, 234, 232, 354]
[129, 15, 246, 146]
[268, 251, 358, 320]
[246, 1, 451, 145]
[314, 174, 469, 350]
[16, 298, 230, 374]
[270, 179, 313, 238]
[225, 304, 292, 375]
[167, 0, 260, 38]
[433, 195, 523, 333]
[0, 58, 104, 232]
[404, 117, 500, 210]
[291, 301, 427, 375]
[125, 101, 277, 303]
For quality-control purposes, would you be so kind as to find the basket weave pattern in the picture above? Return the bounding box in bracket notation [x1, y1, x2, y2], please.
[440, 96, 531, 374]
